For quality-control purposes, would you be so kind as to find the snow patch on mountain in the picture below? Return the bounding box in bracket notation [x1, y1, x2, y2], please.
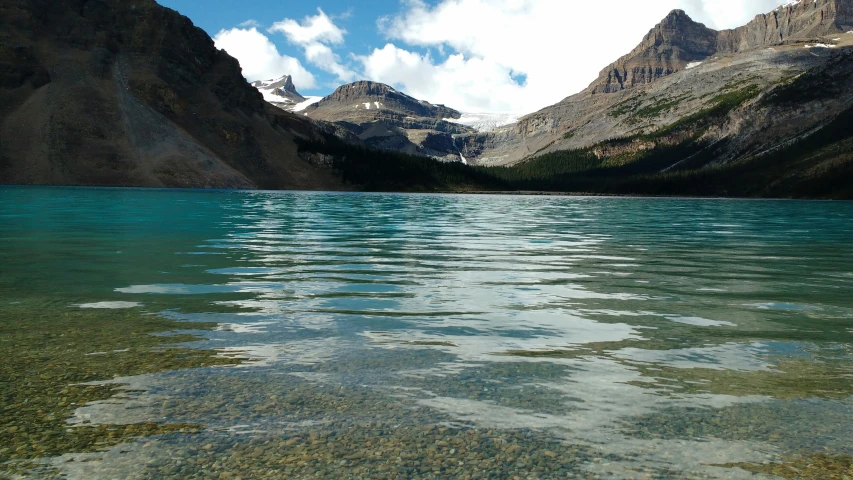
[258, 88, 293, 104]
[443, 112, 520, 132]
[292, 97, 322, 112]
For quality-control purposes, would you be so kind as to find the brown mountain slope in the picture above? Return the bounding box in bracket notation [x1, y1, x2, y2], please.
[0, 0, 342, 189]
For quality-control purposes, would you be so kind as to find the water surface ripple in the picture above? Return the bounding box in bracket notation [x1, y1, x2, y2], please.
[2, 188, 852, 479]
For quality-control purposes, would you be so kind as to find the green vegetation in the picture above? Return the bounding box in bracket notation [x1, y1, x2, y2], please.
[630, 94, 691, 122]
[607, 92, 647, 118]
[607, 92, 692, 124]
[295, 137, 509, 192]
[644, 84, 760, 139]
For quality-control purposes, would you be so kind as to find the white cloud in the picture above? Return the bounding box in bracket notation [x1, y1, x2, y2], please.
[213, 27, 316, 88]
[304, 43, 357, 82]
[269, 8, 346, 45]
[269, 9, 356, 82]
[678, 0, 786, 29]
[237, 19, 260, 28]
[357, 44, 527, 113]
[359, 0, 795, 114]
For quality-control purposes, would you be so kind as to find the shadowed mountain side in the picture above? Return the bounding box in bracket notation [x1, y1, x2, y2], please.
[0, 0, 343, 189]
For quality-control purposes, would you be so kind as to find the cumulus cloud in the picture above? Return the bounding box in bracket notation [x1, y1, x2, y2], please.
[678, 0, 785, 29]
[358, 45, 527, 113]
[269, 9, 356, 82]
[359, 0, 793, 113]
[213, 27, 316, 88]
[269, 8, 346, 44]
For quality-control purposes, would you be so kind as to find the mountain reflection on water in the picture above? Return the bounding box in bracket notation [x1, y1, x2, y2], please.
[1, 187, 852, 479]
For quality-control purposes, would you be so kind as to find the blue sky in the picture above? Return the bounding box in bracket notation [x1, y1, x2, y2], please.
[158, 0, 426, 94]
[157, 0, 788, 114]
[159, 0, 385, 56]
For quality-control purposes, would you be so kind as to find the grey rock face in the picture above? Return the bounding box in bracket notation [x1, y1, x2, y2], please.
[719, 0, 853, 51]
[591, 0, 852, 94]
[592, 10, 718, 94]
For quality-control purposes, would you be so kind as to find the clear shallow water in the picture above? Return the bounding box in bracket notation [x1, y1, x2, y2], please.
[2, 187, 853, 479]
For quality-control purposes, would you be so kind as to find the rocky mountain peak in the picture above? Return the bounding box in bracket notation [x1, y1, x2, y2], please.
[254, 74, 297, 92]
[306, 81, 461, 120]
[661, 9, 691, 24]
[329, 81, 396, 98]
[589, 0, 853, 94]
[589, 9, 716, 93]
[252, 74, 306, 107]
[322, 81, 416, 107]
[251, 75, 300, 94]
[280, 75, 296, 92]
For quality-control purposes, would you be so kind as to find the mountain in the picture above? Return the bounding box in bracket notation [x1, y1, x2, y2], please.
[302, 81, 475, 161]
[439, 0, 853, 197]
[251, 75, 305, 106]
[2, 0, 850, 197]
[0, 0, 343, 189]
[591, 1, 853, 93]
[250, 75, 324, 114]
[590, 10, 719, 94]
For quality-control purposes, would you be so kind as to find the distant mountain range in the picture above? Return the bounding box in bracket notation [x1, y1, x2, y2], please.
[257, 78, 518, 162]
[1, 0, 851, 198]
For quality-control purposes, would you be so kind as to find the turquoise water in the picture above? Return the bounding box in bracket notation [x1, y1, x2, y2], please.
[2, 186, 853, 478]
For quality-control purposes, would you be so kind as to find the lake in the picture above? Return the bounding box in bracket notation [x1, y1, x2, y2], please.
[1, 187, 852, 479]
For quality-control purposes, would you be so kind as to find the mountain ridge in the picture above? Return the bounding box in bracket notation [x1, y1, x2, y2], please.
[301, 80, 474, 160]
[2, 0, 851, 198]
[591, 0, 853, 93]
[305, 81, 462, 120]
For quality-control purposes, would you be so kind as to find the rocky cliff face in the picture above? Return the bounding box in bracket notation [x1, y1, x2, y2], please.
[719, 0, 853, 51]
[303, 81, 474, 161]
[592, 10, 718, 93]
[0, 0, 342, 189]
[591, 0, 852, 94]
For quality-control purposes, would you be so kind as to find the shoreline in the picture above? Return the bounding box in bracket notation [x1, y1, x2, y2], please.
[0, 183, 849, 201]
